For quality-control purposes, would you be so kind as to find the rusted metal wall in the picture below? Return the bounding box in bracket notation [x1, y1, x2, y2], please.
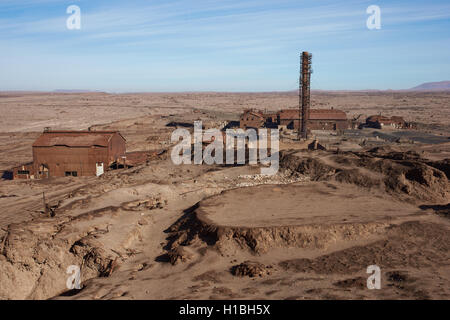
[109, 133, 126, 163]
[279, 119, 301, 129]
[277, 109, 348, 130]
[32, 145, 108, 177]
[309, 120, 348, 130]
[278, 110, 301, 129]
[31, 132, 126, 178]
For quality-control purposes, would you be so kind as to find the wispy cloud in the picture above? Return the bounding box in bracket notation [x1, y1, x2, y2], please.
[0, 0, 449, 91]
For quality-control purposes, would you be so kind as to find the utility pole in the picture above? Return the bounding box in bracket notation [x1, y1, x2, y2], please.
[299, 51, 312, 140]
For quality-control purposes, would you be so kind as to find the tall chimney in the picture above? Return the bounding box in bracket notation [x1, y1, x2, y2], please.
[299, 51, 312, 140]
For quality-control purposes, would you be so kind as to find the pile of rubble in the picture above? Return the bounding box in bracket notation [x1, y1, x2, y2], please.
[234, 171, 309, 188]
[231, 261, 273, 278]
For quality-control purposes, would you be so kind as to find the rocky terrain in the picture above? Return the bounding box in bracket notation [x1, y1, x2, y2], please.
[0, 91, 448, 300]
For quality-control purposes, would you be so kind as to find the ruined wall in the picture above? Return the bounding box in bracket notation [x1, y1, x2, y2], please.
[11, 163, 34, 180]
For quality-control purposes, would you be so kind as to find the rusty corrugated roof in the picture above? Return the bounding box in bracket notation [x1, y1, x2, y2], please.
[278, 109, 347, 121]
[278, 109, 299, 120]
[32, 131, 125, 148]
[241, 109, 264, 119]
[310, 109, 347, 120]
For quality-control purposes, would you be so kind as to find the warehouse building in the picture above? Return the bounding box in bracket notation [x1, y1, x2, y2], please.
[365, 115, 407, 129]
[30, 130, 126, 178]
[239, 108, 349, 131]
[308, 109, 349, 130]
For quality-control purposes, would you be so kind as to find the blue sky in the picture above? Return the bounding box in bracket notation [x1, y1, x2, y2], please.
[0, 0, 449, 91]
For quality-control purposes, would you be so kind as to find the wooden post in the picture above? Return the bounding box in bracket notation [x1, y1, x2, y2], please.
[43, 192, 49, 216]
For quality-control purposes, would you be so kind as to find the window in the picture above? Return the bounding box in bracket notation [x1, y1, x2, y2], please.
[65, 171, 78, 177]
[18, 170, 30, 175]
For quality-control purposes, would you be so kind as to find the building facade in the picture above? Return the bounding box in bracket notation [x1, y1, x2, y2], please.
[276, 108, 348, 130]
[309, 109, 348, 130]
[9, 163, 34, 180]
[365, 115, 407, 129]
[239, 110, 265, 129]
[239, 108, 349, 131]
[31, 131, 126, 178]
[277, 109, 302, 129]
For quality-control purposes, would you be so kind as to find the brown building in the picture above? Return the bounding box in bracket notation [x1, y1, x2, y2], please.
[277, 109, 301, 129]
[365, 115, 407, 129]
[239, 109, 265, 129]
[309, 109, 348, 130]
[238, 108, 349, 131]
[276, 108, 348, 130]
[264, 113, 278, 124]
[9, 163, 34, 180]
[31, 130, 126, 178]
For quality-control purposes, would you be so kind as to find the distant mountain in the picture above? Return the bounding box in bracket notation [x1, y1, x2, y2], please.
[410, 81, 450, 91]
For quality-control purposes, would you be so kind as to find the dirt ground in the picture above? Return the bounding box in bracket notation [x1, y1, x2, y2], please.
[0, 91, 448, 300]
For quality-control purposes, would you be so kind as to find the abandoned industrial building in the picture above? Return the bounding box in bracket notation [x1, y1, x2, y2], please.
[309, 109, 348, 130]
[4, 130, 126, 180]
[33, 130, 126, 178]
[239, 108, 349, 131]
[239, 109, 265, 129]
[364, 115, 408, 129]
[238, 53, 349, 136]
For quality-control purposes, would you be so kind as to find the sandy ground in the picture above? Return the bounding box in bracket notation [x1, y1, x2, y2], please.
[199, 183, 422, 227]
[0, 91, 448, 300]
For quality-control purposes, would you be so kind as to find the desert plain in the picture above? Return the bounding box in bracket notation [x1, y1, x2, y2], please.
[0, 90, 449, 300]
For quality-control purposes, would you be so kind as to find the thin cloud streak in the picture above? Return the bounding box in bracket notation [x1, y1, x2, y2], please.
[0, 0, 449, 91]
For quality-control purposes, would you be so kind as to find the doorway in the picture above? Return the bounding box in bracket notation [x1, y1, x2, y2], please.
[96, 162, 104, 177]
[39, 164, 49, 179]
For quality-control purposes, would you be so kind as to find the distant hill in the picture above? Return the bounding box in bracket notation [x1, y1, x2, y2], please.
[53, 89, 102, 93]
[410, 81, 450, 91]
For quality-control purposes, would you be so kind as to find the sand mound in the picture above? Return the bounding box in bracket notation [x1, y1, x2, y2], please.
[428, 159, 450, 179]
[279, 221, 450, 274]
[164, 183, 422, 255]
[280, 149, 449, 203]
[0, 202, 155, 299]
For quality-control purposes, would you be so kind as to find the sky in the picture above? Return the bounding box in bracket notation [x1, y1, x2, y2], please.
[0, 0, 449, 92]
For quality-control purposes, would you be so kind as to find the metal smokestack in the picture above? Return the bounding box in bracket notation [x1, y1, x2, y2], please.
[299, 51, 312, 140]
